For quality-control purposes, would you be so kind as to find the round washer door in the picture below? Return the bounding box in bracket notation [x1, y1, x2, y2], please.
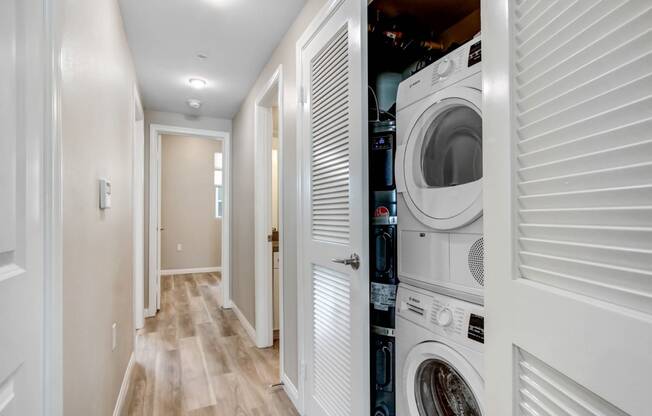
[400, 87, 483, 230]
[403, 342, 484, 416]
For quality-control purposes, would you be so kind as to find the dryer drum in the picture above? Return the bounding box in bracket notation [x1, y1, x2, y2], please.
[467, 237, 484, 287]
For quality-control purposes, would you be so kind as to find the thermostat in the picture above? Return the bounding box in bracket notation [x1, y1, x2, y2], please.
[99, 179, 112, 209]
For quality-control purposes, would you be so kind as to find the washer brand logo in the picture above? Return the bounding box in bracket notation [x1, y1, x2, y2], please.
[408, 296, 420, 303]
[409, 79, 421, 88]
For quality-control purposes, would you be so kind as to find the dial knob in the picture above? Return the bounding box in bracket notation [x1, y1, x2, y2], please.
[437, 58, 454, 78]
[437, 308, 454, 327]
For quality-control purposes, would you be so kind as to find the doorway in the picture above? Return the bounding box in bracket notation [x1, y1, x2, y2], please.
[147, 125, 231, 315]
[253, 66, 285, 369]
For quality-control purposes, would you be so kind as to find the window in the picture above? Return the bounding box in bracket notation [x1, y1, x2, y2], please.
[214, 152, 223, 218]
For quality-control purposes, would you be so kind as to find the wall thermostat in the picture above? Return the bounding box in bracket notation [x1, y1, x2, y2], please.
[99, 178, 112, 209]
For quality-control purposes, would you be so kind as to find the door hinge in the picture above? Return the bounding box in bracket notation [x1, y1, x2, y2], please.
[298, 86, 306, 105]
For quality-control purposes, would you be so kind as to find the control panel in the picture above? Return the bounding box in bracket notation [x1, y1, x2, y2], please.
[397, 285, 484, 352]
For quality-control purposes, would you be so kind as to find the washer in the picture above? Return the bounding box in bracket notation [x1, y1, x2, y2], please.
[396, 284, 484, 416]
[396, 36, 484, 304]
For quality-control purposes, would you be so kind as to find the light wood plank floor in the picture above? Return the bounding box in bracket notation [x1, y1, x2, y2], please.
[122, 272, 298, 416]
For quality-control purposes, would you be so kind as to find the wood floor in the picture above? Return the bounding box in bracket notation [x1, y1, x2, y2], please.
[122, 273, 298, 416]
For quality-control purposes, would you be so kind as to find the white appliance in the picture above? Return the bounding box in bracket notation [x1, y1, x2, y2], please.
[396, 284, 484, 416]
[396, 36, 484, 304]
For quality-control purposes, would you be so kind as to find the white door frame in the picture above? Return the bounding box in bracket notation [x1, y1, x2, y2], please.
[253, 65, 285, 353]
[147, 124, 232, 316]
[132, 86, 145, 330]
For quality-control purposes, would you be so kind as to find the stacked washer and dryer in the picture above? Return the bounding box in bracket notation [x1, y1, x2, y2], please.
[395, 36, 485, 416]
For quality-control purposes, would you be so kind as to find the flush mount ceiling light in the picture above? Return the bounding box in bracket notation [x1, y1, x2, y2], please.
[196, 53, 209, 61]
[188, 78, 207, 89]
[187, 99, 202, 109]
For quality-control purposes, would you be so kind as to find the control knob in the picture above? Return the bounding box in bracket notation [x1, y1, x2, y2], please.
[436, 307, 454, 327]
[437, 58, 454, 78]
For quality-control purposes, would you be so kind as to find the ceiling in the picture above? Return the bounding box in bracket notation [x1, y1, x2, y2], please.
[118, 0, 307, 118]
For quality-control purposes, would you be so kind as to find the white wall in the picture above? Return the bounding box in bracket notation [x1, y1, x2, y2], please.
[143, 110, 231, 308]
[160, 134, 223, 270]
[230, 0, 328, 388]
[60, 0, 137, 414]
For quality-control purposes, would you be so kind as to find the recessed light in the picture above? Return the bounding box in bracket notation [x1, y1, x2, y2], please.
[188, 78, 207, 90]
[187, 99, 202, 109]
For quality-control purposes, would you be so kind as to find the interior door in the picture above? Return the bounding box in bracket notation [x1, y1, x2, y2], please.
[0, 0, 46, 414]
[483, 1, 652, 415]
[297, 0, 369, 414]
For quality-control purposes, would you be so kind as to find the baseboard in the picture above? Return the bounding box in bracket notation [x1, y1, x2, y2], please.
[160, 266, 221, 276]
[231, 302, 256, 344]
[281, 373, 301, 414]
[113, 352, 135, 416]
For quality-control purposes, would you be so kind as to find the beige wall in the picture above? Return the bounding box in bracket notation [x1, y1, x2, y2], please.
[143, 111, 231, 308]
[60, 0, 137, 414]
[231, 0, 328, 387]
[161, 134, 222, 270]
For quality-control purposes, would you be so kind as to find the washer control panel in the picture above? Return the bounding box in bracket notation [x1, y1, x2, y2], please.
[397, 284, 484, 352]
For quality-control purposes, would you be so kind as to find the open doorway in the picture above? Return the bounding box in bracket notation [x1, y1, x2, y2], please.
[147, 125, 231, 315]
[253, 66, 285, 373]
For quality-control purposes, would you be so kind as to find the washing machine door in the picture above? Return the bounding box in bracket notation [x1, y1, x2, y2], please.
[403, 342, 483, 416]
[399, 87, 482, 230]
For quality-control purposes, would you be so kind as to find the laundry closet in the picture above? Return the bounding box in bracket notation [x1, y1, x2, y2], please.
[366, 1, 482, 415]
[296, 1, 652, 415]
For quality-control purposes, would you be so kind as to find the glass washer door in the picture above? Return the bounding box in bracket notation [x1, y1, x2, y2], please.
[415, 359, 482, 416]
[403, 342, 484, 416]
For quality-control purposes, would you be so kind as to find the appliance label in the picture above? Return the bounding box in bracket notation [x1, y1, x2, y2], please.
[468, 40, 481, 67]
[371, 283, 397, 311]
[468, 313, 484, 344]
[374, 206, 390, 218]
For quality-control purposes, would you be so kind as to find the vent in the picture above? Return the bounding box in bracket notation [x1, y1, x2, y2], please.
[312, 265, 352, 415]
[513, 0, 652, 314]
[310, 26, 351, 245]
[468, 237, 484, 286]
[517, 349, 628, 416]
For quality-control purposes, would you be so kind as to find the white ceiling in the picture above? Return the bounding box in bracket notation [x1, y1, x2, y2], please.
[118, 0, 307, 118]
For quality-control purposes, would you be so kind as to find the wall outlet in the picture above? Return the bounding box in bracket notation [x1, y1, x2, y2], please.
[111, 323, 117, 351]
[176, 243, 183, 252]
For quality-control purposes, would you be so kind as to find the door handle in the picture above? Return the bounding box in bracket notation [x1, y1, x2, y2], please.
[331, 253, 360, 270]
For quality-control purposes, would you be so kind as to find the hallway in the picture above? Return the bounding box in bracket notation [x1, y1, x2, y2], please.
[122, 273, 298, 416]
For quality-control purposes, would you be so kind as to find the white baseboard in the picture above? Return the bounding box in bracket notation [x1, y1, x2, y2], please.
[231, 302, 256, 344]
[281, 373, 301, 413]
[113, 352, 135, 416]
[160, 266, 221, 276]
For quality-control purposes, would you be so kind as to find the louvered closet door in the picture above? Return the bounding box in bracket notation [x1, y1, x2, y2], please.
[483, 1, 652, 415]
[297, 0, 368, 415]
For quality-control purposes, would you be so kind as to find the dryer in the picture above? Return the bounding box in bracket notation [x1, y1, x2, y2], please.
[396, 284, 484, 416]
[396, 36, 484, 304]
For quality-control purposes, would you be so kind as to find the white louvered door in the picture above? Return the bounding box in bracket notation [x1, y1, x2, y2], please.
[483, 1, 652, 415]
[297, 0, 368, 415]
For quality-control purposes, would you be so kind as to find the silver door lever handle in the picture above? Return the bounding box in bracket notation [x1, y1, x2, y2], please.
[331, 253, 360, 270]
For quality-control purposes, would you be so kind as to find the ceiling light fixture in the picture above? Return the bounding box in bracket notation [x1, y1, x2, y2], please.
[187, 99, 202, 109]
[188, 78, 207, 89]
[196, 53, 209, 60]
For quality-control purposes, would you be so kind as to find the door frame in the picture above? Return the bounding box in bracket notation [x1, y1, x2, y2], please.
[132, 86, 145, 330]
[147, 124, 232, 316]
[253, 65, 285, 353]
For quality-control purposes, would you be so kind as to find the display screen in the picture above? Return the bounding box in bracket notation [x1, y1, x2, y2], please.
[468, 41, 481, 67]
[468, 314, 484, 344]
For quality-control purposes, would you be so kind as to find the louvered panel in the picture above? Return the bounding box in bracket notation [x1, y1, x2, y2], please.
[517, 349, 629, 416]
[514, 0, 652, 314]
[310, 26, 350, 245]
[312, 265, 352, 416]
[516, 2, 650, 86]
